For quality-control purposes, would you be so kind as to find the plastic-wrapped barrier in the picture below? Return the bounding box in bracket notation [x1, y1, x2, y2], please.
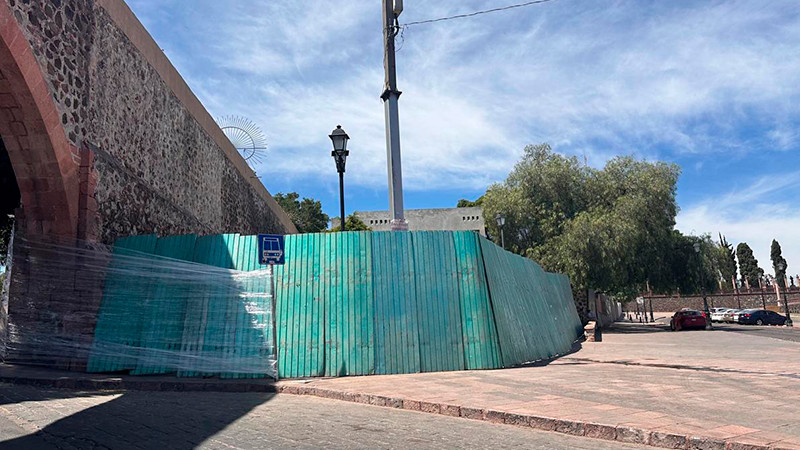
[3, 235, 276, 379]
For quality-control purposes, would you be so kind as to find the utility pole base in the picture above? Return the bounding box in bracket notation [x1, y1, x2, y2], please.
[390, 219, 408, 231]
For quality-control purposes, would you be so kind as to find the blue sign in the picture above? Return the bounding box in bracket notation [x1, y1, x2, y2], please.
[258, 234, 285, 265]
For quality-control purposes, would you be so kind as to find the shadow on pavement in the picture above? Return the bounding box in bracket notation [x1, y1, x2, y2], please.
[603, 322, 670, 334]
[0, 387, 275, 449]
[519, 340, 584, 368]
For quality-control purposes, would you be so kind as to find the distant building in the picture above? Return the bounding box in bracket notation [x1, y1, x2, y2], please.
[335, 207, 486, 235]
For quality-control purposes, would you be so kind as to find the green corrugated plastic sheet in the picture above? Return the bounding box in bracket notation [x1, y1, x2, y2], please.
[479, 236, 583, 367]
[89, 230, 581, 378]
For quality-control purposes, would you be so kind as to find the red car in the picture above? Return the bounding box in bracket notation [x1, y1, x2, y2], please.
[670, 309, 708, 331]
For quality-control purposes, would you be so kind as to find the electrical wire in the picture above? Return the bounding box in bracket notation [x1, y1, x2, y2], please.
[400, 0, 557, 28]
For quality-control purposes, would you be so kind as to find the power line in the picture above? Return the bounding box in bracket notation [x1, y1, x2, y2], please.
[400, 0, 557, 28]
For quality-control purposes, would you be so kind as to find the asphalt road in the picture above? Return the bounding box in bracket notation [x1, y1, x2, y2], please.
[0, 383, 647, 450]
[646, 316, 800, 342]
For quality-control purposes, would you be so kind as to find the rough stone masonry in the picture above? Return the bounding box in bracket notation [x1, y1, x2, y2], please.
[0, 0, 296, 369]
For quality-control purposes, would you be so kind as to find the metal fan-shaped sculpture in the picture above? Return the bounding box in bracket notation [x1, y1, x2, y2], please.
[216, 115, 267, 164]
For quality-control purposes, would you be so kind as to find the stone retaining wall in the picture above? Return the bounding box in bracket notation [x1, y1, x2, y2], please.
[638, 290, 800, 313]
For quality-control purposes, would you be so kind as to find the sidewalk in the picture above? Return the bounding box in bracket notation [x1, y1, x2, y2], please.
[283, 323, 800, 450]
[2, 323, 800, 449]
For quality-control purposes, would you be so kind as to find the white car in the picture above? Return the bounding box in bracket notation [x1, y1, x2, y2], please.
[709, 308, 728, 323]
[723, 309, 740, 323]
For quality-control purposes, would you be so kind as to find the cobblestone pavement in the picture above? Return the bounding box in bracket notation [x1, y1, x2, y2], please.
[0, 383, 648, 449]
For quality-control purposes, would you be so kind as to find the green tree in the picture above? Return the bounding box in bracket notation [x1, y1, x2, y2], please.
[716, 234, 737, 290]
[480, 143, 682, 300]
[456, 196, 484, 208]
[771, 239, 788, 288]
[736, 242, 763, 288]
[329, 214, 371, 232]
[274, 192, 329, 233]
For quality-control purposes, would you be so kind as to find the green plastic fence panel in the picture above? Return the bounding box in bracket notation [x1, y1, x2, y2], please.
[479, 236, 581, 367]
[226, 234, 273, 379]
[323, 232, 375, 376]
[372, 231, 421, 375]
[191, 234, 237, 376]
[87, 234, 158, 373]
[452, 231, 501, 370]
[132, 234, 197, 375]
[274, 233, 326, 378]
[411, 231, 465, 372]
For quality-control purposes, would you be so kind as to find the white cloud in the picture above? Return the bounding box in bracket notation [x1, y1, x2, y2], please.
[677, 171, 800, 277]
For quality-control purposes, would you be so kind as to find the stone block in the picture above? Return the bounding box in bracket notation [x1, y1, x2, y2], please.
[460, 407, 484, 420]
[688, 436, 725, 450]
[649, 430, 688, 448]
[616, 426, 650, 445]
[440, 404, 461, 417]
[529, 416, 557, 431]
[502, 412, 529, 426]
[554, 419, 585, 436]
[484, 409, 507, 424]
[583, 422, 617, 441]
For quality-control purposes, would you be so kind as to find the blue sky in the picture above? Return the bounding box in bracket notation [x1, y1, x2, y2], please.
[127, 0, 800, 276]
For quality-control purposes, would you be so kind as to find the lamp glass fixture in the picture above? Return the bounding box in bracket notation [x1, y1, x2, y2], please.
[495, 213, 505, 227]
[329, 125, 349, 152]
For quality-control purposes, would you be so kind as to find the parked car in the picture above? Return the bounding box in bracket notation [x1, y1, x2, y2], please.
[710, 308, 729, 323]
[737, 309, 787, 326]
[670, 310, 708, 331]
[722, 309, 740, 323]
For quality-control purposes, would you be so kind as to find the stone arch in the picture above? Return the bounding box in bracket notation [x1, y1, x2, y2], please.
[0, 3, 81, 240]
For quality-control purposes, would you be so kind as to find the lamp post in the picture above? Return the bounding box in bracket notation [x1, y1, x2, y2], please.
[330, 125, 350, 232]
[693, 242, 711, 329]
[495, 213, 506, 249]
[777, 262, 793, 326]
[759, 276, 767, 311]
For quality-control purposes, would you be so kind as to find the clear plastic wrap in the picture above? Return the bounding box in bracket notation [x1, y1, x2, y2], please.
[2, 236, 276, 379]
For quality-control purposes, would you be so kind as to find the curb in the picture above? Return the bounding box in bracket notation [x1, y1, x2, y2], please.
[276, 385, 782, 450]
[0, 374, 277, 393]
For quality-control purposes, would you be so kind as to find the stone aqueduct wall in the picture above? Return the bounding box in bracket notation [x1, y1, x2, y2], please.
[0, 0, 296, 368]
[4, 0, 295, 241]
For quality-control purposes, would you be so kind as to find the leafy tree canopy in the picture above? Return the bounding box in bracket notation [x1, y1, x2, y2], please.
[274, 192, 329, 233]
[457, 196, 484, 208]
[329, 214, 372, 232]
[771, 239, 788, 288]
[736, 242, 763, 288]
[479, 143, 710, 300]
[716, 234, 738, 291]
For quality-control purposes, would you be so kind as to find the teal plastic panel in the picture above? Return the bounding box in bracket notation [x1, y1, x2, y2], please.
[452, 231, 501, 370]
[372, 231, 420, 375]
[411, 231, 465, 373]
[323, 232, 374, 376]
[479, 235, 582, 367]
[132, 234, 196, 375]
[87, 235, 158, 373]
[274, 233, 326, 378]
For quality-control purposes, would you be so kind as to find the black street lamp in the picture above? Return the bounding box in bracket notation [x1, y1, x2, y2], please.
[495, 213, 506, 249]
[777, 262, 793, 327]
[330, 125, 350, 232]
[693, 242, 712, 329]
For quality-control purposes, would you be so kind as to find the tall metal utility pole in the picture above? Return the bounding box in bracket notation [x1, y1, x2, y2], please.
[381, 0, 408, 231]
